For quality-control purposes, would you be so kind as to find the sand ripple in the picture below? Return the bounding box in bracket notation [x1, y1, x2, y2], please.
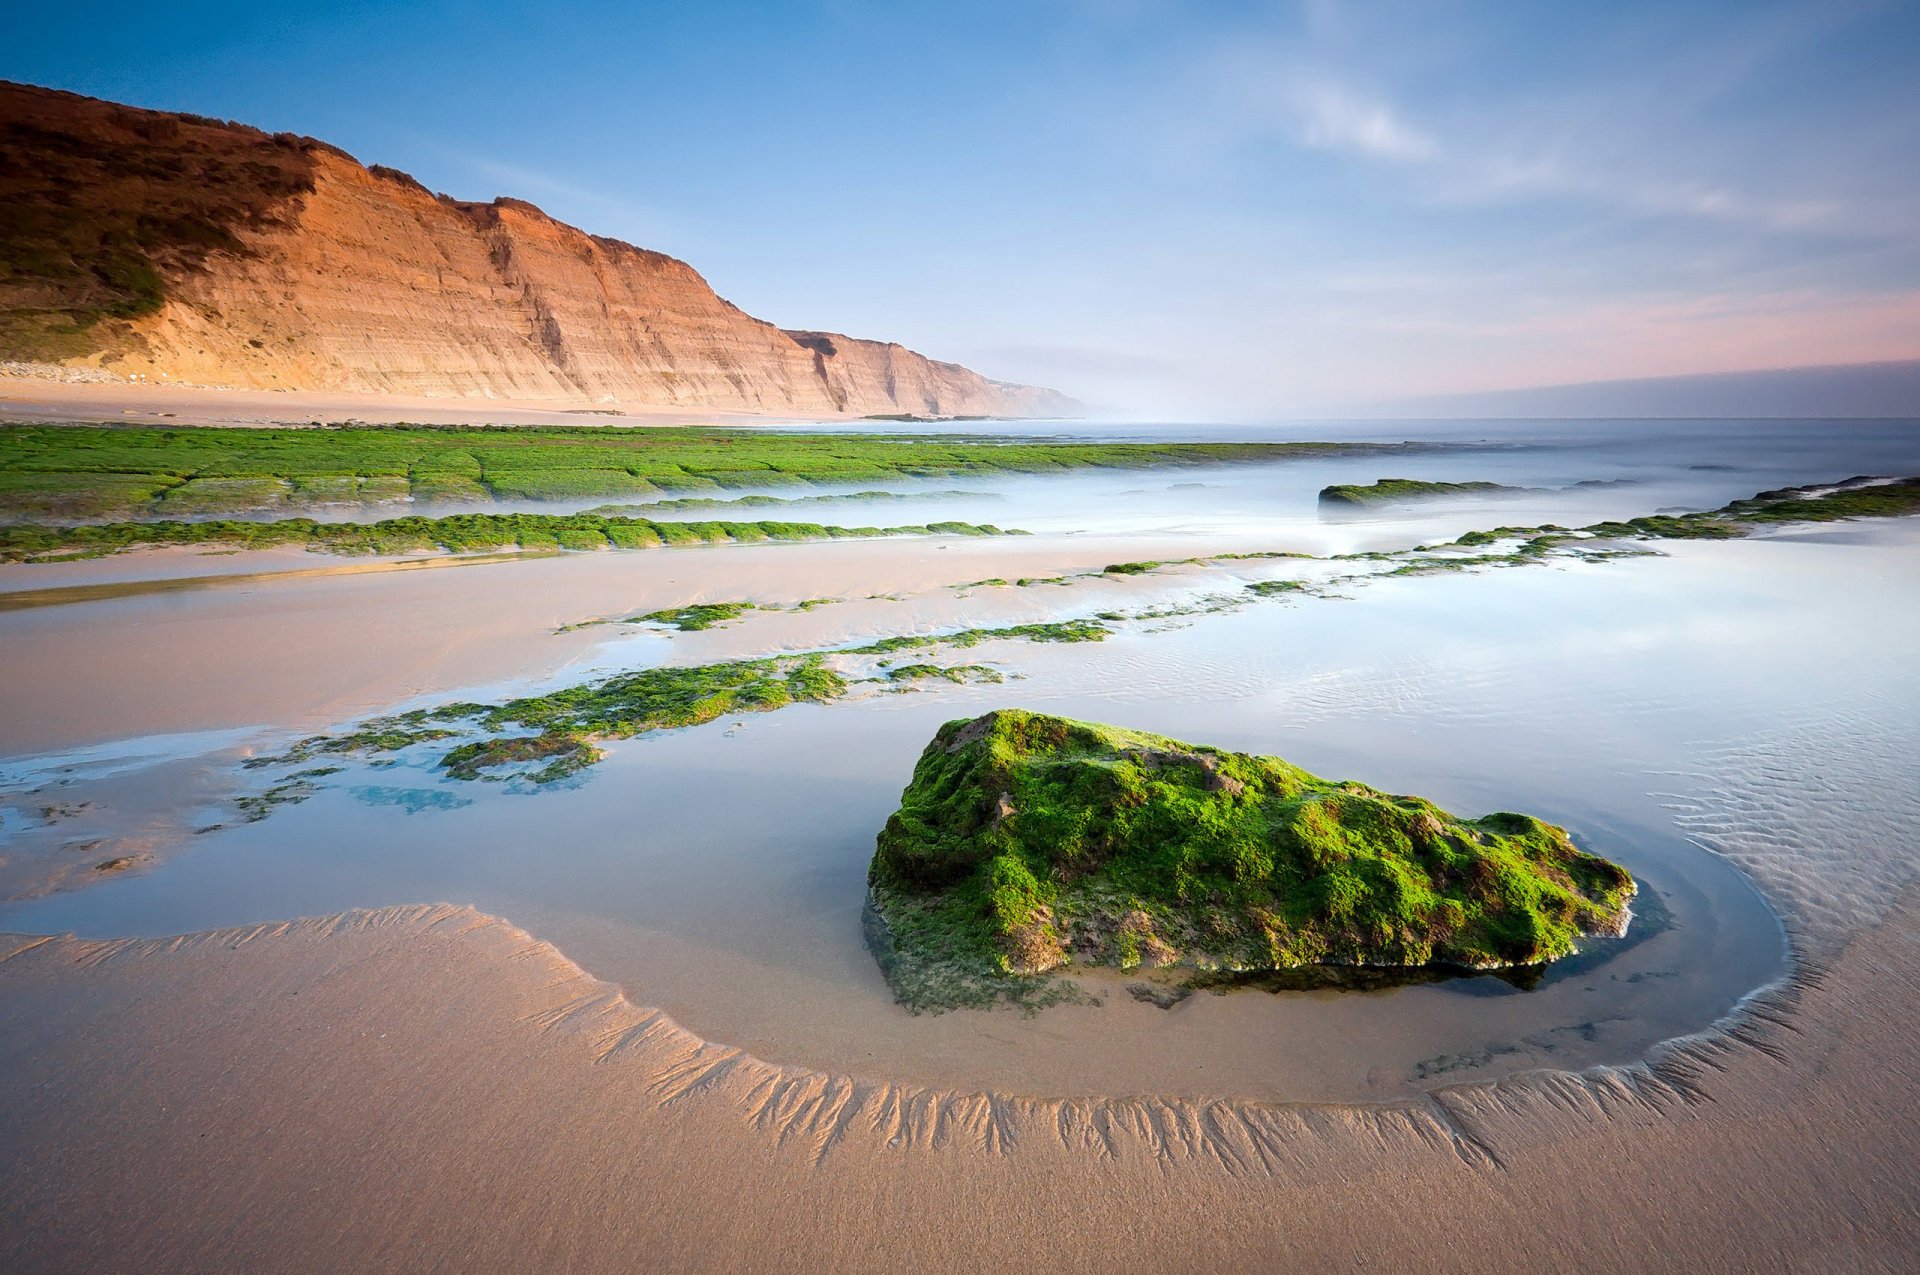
[4, 902, 1809, 1174]
[1655, 673, 1920, 957]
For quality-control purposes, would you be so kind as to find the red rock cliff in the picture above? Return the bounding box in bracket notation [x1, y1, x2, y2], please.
[0, 82, 1073, 417]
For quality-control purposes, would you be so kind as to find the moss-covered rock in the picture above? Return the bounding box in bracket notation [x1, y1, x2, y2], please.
[868, 710, 1635, 1011]
[1319, 478, 1522, 508]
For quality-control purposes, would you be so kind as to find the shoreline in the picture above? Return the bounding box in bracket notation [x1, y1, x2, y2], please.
[0, 898, 1803, 1120]
[8, 892, 1910, 1271]
[0, 374, 837, 428]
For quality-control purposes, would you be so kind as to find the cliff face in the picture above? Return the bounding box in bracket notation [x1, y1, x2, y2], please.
[0, 82, 1073, 416]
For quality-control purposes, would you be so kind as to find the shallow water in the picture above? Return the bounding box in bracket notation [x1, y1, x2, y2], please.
[1, 418, 1916, 1104]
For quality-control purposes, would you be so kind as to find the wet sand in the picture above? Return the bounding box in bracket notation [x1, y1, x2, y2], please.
[17, 529, 1920, 1109]
[0, 893, 1914, 1272]
[0, 374, 796, 427]
[3, 413, 1916, 1268]
[0, 533, 1287, 755]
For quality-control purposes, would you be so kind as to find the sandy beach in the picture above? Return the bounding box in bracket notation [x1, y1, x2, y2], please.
[3, 415, 1917, 1270]
[9, 9, 1920, 1266]
[0, 374, 806, 428]
[1, 890, 1914, 1272]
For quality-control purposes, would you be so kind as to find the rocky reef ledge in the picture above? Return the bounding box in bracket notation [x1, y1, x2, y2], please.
[867, 710, 1635, 1011]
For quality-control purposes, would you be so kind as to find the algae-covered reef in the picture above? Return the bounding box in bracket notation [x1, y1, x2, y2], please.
[867, 710, 1635, 1012]
[0, 421, 1448, 522]
[1319, 478, 1522, 508]
[0, 510, 1020, 563]
[242, 622, 1115, 795]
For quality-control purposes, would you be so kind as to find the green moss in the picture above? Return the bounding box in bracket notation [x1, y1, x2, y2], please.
[234, 775, 324, 821]
[0, 422, 1447, 524]
[243, 718, 459, 769]
[885, 663, 1006, 685]
[458, 653, 847, 742]
[591, 489, 994, 516]
[1726, 478, 1920, 524]
[867, 710, 1636, 1011]
[250, 623, 1121, 790]
[441, 732, 604, 783]
[848, 619, 1110, 655]
[1320, 478, 1521, 507]
[0, 510, 1021, 563]
[1243, 579, 1307, 596]
[637, 601, 756, 631]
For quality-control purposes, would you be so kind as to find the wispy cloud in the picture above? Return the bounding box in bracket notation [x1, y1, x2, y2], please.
[1286, 80, 1436, 164]
[1250, 69, 1849, 236]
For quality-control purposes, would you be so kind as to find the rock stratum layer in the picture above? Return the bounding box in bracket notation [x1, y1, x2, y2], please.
[0, 81, 1073, 416]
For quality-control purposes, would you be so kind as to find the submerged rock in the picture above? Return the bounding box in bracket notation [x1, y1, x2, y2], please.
[867, 710, 1635, 1011]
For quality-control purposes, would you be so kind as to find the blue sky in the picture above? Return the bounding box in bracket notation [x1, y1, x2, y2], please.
[9, 0, 1919, 416]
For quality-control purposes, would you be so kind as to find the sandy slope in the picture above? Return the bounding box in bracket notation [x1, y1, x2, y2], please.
[0, 895, 1914, 1272]
[0, 375, 810, 426]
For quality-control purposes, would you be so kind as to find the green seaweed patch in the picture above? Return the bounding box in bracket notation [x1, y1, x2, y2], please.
[1101, 561, 1163, 575]
[1112, 594, 1249, 622]
[867, 710, 1636, 1012]
[257, 623, 1120, 790]
[442, 732, 605, 783]
[1320, 478, 1523, 508]
[848, 619, 1111, 655]
[885, 663, 1006, 685]
[0, 421, 1461, 532]
[410, 655, 848, 784]
[1211, 550, 1317, 562]
[0, 510, 1023, 564]
[636, 601, 756, 631]
[235, 776, 323, 822]
[587, 489, 995, 516]
[1725, 477, 1920, 524]
[244, 717, 460, 768]
[1243, 579, 1308, 597]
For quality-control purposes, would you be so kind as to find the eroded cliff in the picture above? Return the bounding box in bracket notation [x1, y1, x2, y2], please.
[0, 82, 1072, 416]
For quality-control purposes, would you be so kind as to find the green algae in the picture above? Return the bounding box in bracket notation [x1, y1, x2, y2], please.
[216, 476, 1920, 820]
[0, 422, 1448, 523]
[867, 710, 1636, 1012]
[442, 732, 604, 783]
[0, 512, 1022, 563]
[1243, 579, 1308, 597]
[586, 489, 995, 515]
[884, 663, 1006, 685]
[230, 622, 1121, 814]
[1725, 477, 1920, 524]
[1373, 478, 1920, 578]
[847, 619, 1111, 655]
[637, 601, 756, 631]
[234, 775, 325, 821]
[455, 654, 846, 743]
[1320, 478, 1521, 508]
[243, 719, 461, 769]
